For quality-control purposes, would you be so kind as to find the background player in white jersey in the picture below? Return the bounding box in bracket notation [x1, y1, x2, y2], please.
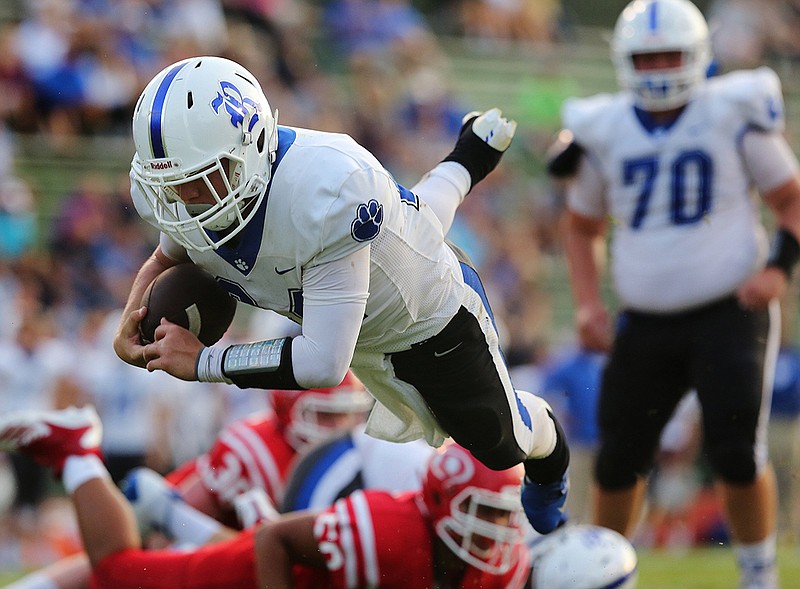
[112, 55, 570, 534]
[550, 0, 800, 587]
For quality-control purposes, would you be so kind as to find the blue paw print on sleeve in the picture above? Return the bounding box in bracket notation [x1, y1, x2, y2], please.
[351, 199, 383, 242]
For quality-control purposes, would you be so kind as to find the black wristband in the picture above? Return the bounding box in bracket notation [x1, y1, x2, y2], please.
[222, 337, 302, 390]
[766, 228, 800, 277]
[546, 139, 584, 178]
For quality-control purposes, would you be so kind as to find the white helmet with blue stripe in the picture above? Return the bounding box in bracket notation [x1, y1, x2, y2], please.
[131, 56, 278, 251]
[611, 0, 711, 111]
[531, 524, 638, 588]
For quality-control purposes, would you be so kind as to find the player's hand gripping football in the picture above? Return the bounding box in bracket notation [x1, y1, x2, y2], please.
[115, 306, 202, 378]
[113, 305, 150, 369]
[141, 318, 205, 381]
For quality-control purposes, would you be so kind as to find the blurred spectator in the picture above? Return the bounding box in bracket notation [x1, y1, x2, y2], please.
[321, 0, 432, 58]
[12, 0, 84, 144]
[0, 25, 34, 133]
[222, 0, 306, 89]
[709, 0, 800, 72]
[161, 0, 229, 55]
[769, 336, 800, 544]
[458, 0, 562, 45]
[90, 174, 157, 307]
[48, 172, 119, 313]
[538, 344, 605, 524]
[0, 254, 59, 342]
[638, 393, 705, 550]
[0, 176, 37, 261]
[75, 309, 175, 481]
[708, 0, 770, 71]
[0, 309, 84, 520]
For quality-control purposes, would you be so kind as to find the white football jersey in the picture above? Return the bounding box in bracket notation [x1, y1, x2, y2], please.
[565, 67, 796, 312]
[134, 126, 466, 352]
[132, 125, 481, 444]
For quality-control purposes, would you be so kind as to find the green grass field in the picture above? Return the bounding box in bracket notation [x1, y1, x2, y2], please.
[1, 545, 798, 588]
[635, 545, 800, 589]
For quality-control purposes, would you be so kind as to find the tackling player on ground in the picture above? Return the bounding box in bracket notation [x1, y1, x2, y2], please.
[0, 406, 533, 589]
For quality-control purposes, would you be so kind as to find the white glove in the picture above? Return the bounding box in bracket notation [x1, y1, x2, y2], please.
[465, 108, 517, 152]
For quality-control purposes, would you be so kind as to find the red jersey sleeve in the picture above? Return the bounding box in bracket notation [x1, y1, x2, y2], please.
[312, 490, 435, 589]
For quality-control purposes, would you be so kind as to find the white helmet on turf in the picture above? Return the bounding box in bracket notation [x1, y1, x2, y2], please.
[611, 0, 711, 111]
[531, 524, 638, 588]
[131, 56, 278, 252]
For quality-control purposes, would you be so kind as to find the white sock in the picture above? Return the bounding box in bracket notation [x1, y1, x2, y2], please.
[516, 391, 557, 458]
[62, 454, 109, 494]
[411, 161, 471, 234]
[164, 501, 225, 546]
[736, 535, 778, 589]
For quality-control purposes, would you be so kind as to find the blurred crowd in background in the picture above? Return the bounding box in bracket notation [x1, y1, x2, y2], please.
[1, 0, 800, 576]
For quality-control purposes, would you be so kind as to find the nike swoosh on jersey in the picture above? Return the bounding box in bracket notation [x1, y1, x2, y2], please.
[433, 342, 463, 357]
[275, 266, 296, 275]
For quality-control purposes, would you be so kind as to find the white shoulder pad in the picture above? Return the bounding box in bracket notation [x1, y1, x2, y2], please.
[713, 66, 785, 133]
[562, 93, 623, 148]
[274, 133, 388, 266]
[305, 164, 394, 266]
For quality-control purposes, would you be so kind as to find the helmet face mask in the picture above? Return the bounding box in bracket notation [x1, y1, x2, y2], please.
[422, 444, 525, 575]
[434, 483, 524, 574]
[131, 56, 278, 251]
[611, 0, 711, 112]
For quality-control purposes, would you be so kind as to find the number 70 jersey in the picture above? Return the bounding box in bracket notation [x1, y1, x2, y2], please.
[564, 67, 790, 313]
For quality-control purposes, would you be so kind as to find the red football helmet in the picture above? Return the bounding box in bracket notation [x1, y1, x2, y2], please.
[420, 443, 525, 574]
[269, 371, 374, 452]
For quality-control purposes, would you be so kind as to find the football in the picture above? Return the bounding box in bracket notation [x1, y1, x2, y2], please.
[138, 263, 237, 346]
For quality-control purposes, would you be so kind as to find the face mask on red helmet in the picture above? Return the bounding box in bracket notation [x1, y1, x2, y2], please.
[420, 443, 525, 575]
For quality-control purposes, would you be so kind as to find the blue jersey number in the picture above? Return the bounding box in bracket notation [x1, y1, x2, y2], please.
[623, 149, 713, 229]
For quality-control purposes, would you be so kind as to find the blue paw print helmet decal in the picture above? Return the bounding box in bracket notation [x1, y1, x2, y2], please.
[351, 199, 383, 242]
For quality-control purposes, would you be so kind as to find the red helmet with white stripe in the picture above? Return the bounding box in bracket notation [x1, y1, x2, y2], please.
[420, 443, 525, 574]
[270, 371, 373, 452]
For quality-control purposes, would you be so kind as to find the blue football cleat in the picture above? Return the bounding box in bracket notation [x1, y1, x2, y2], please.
[521, 472, 569, 534]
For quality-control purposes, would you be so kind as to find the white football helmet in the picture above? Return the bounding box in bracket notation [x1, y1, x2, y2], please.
[420, 444, 525, 575]
[131, 56, 278, 251]
[531, 524, 638, 589]
[611, 0, 711, 111]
